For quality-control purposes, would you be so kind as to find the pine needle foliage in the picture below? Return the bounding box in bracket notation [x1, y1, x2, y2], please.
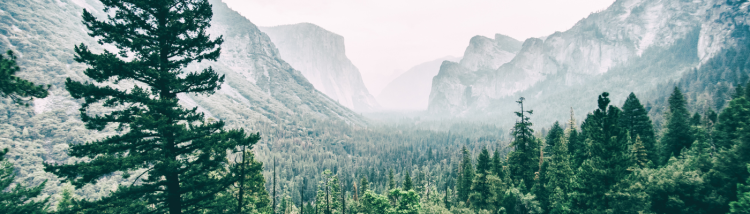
[42, 0, 260, 213]
[0, 50, 48, 106]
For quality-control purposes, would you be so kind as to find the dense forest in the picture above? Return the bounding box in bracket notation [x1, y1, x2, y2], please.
[2, 0, 750, 214]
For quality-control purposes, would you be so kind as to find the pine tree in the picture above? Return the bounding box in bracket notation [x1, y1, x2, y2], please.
[0, 148, 48, 213]
[572, 92, 630, 213]
[491, 149, 504, 178]
[388, 168, 396, 190]
[0, 50, 48, 106]
[619, 93, 658, 164]
[457, 146, 475, 202]
[444, 187, 452, 209]
[661, 87, 694, 161]
[544, 122, 565, 157]
[714, 97, 750, 149]
[403, 171, 413, 191]
[427, 147, 434, 162]
[730, 164, 750, 213]
[734, 84, 745, 99]
[545, 136, 573, 214]
[360, 176, 369, 197]
[508, 97, 539, 190]
[470, 147, 496, 211]
[629, 136, 649, 169]
[476, 147, 491, 175]
[691, 112, 702, 126]
[42, 1, 259, 213]
[228, 150, 270, 213]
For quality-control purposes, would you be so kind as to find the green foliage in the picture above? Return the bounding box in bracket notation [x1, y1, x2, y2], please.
[360, 190, 390, 214]
[403, 171, 413, 191]
[508, 97, 539, 189]
[0, 148, 48, 214]
[0, 50, 48, 106]
[730, 165, 750, 213]
[661, 87, 695, 161]
[572, 92, 631, 213]
[619, 93, 658, 164]
[457, 146, 475, 202]
[41, 0, 261, 213]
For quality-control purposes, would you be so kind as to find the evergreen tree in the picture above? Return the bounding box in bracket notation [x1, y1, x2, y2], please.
[491, 149, 504, 178]
[42, 0, 258, 213]
[629, 136, 649, 169]
[567, 128, 585, 170]
[470, 147, 497, 211]
[572, 92, 630, 213]
[457, 146, 475, 202]
[508, 97, 539, 189]
[734, 84, 745, 99]
[714, 97, 750, 149]
[545, 136, 573, 214]
[444, 187, 452, 209]
[544, 122, 565, 157]
[0, 148, 48, 214]
[730, 165, 750, 213]
[691, 112, 702, 126]
[476, 147, 491, 175]
[226, 150, 270, 213]
[360, 176, 369, 197]
[618, 93, 657, 164]
[403, 171, 413, 191]
[0, 50, 48, 106]
[661, 87, 694, 161]
[388, 169, 396, 190]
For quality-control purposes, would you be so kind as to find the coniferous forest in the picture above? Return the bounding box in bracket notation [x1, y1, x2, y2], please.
[2, 0, 750, 213]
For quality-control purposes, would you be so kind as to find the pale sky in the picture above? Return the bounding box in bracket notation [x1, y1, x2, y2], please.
[222, 0, 616, 96]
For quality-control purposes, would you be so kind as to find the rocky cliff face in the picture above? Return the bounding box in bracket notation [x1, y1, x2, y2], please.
[428, 0, 742, 119]
[428, 34, 522, 114]
[259, 23, 380, 112]
[377, 56, 460, 110]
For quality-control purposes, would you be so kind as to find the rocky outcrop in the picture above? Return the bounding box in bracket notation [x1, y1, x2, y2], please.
[259, 23, 380, 112]
[377, 56, 460, 110]
[428, 34, 522, 114]
[428, 0, 737, 117]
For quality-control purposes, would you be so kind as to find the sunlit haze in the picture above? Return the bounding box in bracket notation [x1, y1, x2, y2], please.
[222, 0, 616, 96]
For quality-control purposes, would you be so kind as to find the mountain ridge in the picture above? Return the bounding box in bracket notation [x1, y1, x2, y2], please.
[259, 23, 381, 112]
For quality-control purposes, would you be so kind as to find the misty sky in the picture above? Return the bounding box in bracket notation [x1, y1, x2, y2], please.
[223, 0, 616, 96]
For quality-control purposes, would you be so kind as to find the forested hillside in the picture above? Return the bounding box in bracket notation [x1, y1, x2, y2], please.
[1, 0, 750, 213]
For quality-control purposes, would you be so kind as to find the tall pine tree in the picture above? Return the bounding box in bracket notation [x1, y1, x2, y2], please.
[619, 93, 657, 164]
[661, 87, 694, 161]
[508, 97, 539, 190]
[43, 1, 259, 213]
[572, 92, 630, 213]
[457, 146, 475, 202]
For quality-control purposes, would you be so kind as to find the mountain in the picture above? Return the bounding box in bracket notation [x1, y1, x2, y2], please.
[259, 23, 381, 112]
[428, 34, 523, 115]
[0, 0, 367, 201]
[427, 0, 748, 126]
[377, 56, 461, 110]
[3, 0, 366, 126]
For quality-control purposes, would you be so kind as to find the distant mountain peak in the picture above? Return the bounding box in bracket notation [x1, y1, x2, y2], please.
[260, 23, 380, 112]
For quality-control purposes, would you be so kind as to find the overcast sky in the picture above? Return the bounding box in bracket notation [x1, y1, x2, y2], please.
[222, 0, 616, 96]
